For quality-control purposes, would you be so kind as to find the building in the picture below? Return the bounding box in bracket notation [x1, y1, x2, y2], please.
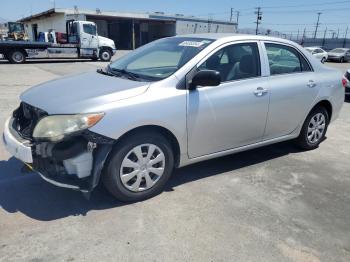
[18, 8, 237, 49]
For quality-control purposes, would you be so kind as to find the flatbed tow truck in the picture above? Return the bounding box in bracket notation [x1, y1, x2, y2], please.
[0, 20, 116, 63]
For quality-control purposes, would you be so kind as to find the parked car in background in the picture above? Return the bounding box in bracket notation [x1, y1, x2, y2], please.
[342, 69, 350, 98]
[2, 34, 345, 202]
[305, 47, 328, 63]
[327, 48, 350, 63]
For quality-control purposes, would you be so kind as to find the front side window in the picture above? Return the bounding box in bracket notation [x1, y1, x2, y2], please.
[265, 43, 311, 75]
[110, 37, 214, 81]
[83, 24, 97, 35]
[198, 42, 261, 82]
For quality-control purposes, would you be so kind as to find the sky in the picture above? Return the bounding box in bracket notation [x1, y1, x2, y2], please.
[1, 0, 350, 38]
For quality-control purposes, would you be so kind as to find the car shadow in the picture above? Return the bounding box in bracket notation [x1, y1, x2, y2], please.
[0, 141, 300, 221]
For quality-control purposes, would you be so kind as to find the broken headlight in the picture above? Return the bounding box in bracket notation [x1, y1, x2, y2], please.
[33, 113, 104, 142]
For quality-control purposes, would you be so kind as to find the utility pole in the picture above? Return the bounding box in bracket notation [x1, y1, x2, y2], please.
[343, 26, 348, 47]
[337, 28, 340, 38]
[296, 29, 300, 42]
[255, 7, 262, 35]
[236, 11, 240, 28]
[322, 27, 327, 47]
[230, 8, 234, 22]
[313, 12, 321, 39]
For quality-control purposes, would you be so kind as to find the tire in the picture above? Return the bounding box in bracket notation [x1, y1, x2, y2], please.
[8, 50, 26, 64]
[102, 131, 174, 202]
[296, 106, 329, 150]
[99, 49, 112, 62]
[340, 57, 345, 63]
[321, 57, 326, 63]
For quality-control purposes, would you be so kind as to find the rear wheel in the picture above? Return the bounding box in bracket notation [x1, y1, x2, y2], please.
[296, 106, 329, 150]
[340, 57, 345, 63]
[321, 57, 326, 63]
[102, 132, 174, 202]
[99, 49, 112, 62]
[8, 50, 26, 64]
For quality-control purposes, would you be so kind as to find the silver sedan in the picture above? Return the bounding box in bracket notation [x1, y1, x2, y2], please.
[3, 34, 345, 202]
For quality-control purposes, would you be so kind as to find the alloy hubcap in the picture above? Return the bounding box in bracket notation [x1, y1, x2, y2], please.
[120, 144, 165, 192]
[307, 113, 326, 144]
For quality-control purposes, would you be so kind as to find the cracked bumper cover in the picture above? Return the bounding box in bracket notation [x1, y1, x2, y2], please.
[3, 117, 114, 192]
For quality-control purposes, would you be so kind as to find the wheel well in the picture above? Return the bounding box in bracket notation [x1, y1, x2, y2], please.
[313, 100, 332, 122]
[6, 49, 28, 57]
[100, 46, 112, 53]
[115, 125, 181, 167]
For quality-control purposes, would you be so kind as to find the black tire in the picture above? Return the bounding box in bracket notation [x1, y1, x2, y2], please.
[102, 131, 174, 202]
[99, 48, 112, 62]
[8, 50, 26, 64]
[340, 57, 345, 63]
[321, 57, 326, 63]
[296, 106, 329, 150]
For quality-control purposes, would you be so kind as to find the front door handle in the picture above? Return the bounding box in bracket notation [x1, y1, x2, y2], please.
[307, 80, 317, 88]
[254, 87, 268, 97]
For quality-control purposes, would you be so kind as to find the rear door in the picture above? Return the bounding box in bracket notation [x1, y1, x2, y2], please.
[262, 42, 319, 140]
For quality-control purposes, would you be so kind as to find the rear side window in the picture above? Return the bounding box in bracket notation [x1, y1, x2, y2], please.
[265, 43, 312, 75]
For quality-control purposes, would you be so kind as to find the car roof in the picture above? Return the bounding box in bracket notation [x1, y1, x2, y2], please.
[175, 33, 298, 45]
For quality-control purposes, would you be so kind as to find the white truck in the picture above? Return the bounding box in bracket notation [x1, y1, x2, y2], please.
[0, 20, 116, 63]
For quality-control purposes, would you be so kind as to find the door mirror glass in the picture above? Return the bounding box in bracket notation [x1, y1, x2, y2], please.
[190, 70, 221, 89]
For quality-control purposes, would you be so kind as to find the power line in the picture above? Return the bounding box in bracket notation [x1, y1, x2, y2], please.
[261, 0, 350, 9]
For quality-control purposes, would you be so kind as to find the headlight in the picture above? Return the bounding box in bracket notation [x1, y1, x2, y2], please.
[33, 113, 104, 141]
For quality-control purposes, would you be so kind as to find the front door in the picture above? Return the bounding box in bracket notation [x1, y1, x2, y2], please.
[80, 22, 99, 50]
[187, 42, 270, 158]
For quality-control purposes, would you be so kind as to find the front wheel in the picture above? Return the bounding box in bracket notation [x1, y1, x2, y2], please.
[99, 49, 112, 62]
[296, 106, 329, 150]
[340, 57, 345, 63]
[102, 132, 174, 202]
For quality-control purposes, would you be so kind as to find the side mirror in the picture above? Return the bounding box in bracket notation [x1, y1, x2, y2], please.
[189, 70, 221, 90]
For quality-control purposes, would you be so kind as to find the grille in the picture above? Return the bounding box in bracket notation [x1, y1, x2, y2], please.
[12, 102, 48, 140]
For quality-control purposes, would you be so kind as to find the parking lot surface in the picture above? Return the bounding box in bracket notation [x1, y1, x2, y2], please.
[0, 58, 349, 262]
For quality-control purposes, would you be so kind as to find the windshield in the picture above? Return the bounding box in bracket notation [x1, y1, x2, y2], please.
[8, 22, 24, 33]
[109, 37, 214, 81]
[330, 48, 346, 53]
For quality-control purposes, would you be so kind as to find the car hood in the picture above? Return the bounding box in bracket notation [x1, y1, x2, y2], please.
[20, 71, 150, 114]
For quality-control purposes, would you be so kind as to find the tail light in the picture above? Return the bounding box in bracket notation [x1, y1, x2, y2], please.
[342, 76, 348, 88]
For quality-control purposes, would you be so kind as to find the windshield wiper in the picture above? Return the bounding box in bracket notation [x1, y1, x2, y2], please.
[109, 67, 142, 81]
[96, 67, 116, 76]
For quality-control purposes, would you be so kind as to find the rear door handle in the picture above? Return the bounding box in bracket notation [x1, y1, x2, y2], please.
[307, 80, 317, 88]
[254, 87, 268, 97]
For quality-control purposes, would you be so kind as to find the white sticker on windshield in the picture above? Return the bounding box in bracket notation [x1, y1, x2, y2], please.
[179, 41, 205, 47]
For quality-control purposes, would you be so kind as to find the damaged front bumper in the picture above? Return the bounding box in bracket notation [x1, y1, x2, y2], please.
[3, 117, 114, 193]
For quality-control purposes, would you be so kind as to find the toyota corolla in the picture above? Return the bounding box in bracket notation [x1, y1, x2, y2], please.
[2, 34, 345, 202]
